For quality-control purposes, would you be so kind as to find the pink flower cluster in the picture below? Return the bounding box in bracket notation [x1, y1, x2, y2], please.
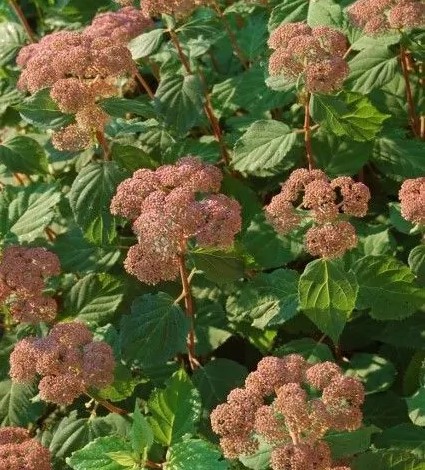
[10, 321, 115, 405]
[85, 6, 153, 44]
[141, 0, 208, 17]
[265, 169, 371, 258]
[111, 156, 242, 285]
[17, 7, 150, 151]
[0, 427, 51, 470]
[0, 246, 60, 324]
[347, 0, 425, 35]
[268, 23, 349, 93]
[399, 177, 425, 225]
[211, 355, 364, 470]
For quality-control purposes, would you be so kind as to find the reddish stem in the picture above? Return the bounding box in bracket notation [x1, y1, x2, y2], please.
[177, 252, 198, 370]
[145, 461, 162, 469]
[8, 0, 36, 43]
[85, 393, 128, 415]
[135, 69, 155, 100]
[13, 173, 26, 185]
[212, 1, 249, 69]
[400, 46, 419, 137]
[95, 130, 110, 161]
[168, 29, 229, 165]
[304, 94, 314, 170]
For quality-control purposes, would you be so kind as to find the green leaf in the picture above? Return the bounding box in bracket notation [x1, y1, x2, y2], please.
[165, 437, 229, 470]
[148, 369, 201, 446]
[376, 315, 425, 350]
[189, 248, 245, 284]
[212, 65, 292, 117]
[0, 80, 23, 116]
[154, 73, 204, 135]
[310, 92, 389, 141]
[345, 353, 397, 394]
[131, 403, 154, 456]
[0, 380, 44, 426]
[347, 47, 398, 94]
[98, 363, 141, 403]
[194, 301, 232, 356]
[373, 135, 425, 179]
[120, 292, 189, 368]
[238, 12, 268, 61]
[63, 273, 124, 325]
[409, 246, 425, 286]
[352, 450, 425, 470]
[406, 388, 425, 427]
[242, 213, 303, 269]
[17, 88, 73, 129]
[226, 269, 300, 328]
[299, 259, 358, 343]
[0, 22, 26, 65]
[307, 0, 343, 27]
[0, 183, 61, 242]
[363, 391, 409, 429]
[49, 413, 125, 464]
[111, 143, 156, 172]
[100, 97, 155, 118]
[53, 228, 121, 273]
[375, 424, 425, 460]
[69, 162, 128, 245]
[268, 0, 308, 30]
[353, 256, 425, 321]
[275, 338, 334, 363]
[0, 135, 49, 174]
[67, 436, 133, 470]
[129, 29, 164, 59]
[232, 120, 298, 176]
[192, 358, 247, 410]
[325, 426, 377, 460]
[312, 128, 372, 176]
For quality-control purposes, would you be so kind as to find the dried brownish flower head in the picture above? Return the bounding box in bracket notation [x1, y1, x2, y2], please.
[0, 427, 52, 470]
[0, 246, 60, 323]
[268, 22, 349, 93]
[111, 156, 241, 285]
[265, 170, 370, 259]
[211, 355, 364, 469]
[10, 321, 115, 405]
[399, 177, 425, 225]
[347, 0, 425, 35]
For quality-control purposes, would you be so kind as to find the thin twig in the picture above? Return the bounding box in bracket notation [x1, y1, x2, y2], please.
[95, 130, 111, 161]
[168, 29, 230, 164]
[134, 69, 155, 100]
[145, 461, 162, 469]
[304, 93, 314, 170]
[8, 0, 36, 43]
[86, 394, 128, 415]
[400, 45, 419, 137]
[13, 173, 26, 185]
[212, 0, 249, 69]
[177, 252, 199, 370]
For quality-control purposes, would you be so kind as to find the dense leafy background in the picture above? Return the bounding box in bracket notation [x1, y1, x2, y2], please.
[0, 0, 424, 469]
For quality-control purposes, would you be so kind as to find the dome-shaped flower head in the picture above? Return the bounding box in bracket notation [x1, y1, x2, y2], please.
[399, 177, 425, 225]
[268, 22, 349, 93]
[0, 427, 52, 470]
[10, 321, 115, 406]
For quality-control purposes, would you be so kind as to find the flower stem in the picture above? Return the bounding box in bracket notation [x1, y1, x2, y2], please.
[86, 393, 128, 415]
[168, 29, 230, 165]
[177, 252, 199, 370]
[134, 69, 155, 100]
[212, 0, 249, 69]
[95, 130, 110, 161]
[400, 46, 419, 137]
[304, 93, 314, 170]
[8, 0, 36, 43]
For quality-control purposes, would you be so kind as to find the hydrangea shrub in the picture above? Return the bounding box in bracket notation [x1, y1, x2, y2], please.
[0, 0, 424, 469]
